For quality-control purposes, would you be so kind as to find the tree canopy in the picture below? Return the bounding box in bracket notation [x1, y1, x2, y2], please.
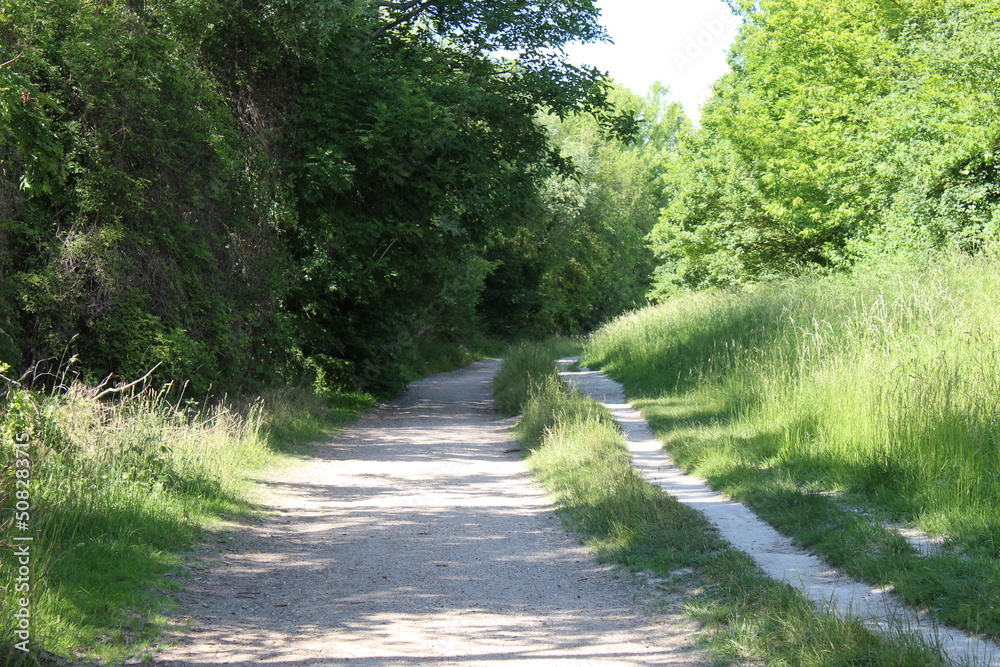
[0, 0, 635, 393]
[650, 0, 1000, 294]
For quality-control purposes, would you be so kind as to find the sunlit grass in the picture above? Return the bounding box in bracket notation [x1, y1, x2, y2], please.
[0, 381, 374, 663]
[498, 342, 950, 665]
[585, 251, 1000, 637]
[491, 337, 581, 416]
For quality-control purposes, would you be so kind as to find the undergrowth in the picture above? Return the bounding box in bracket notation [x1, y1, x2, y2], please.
[0, 369, 375, 664]
[498, 341, 950, 666]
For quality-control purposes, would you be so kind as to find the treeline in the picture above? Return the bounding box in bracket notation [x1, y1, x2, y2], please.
[0, 0, 676, 395]
[649, 0, 1000, 295]
[11, 0, 984, 395]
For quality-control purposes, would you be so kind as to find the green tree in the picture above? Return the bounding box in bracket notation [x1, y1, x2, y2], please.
[650, 0, 1000, 291]
[855, 0, 1000, 256]
[648, 128, 776, 295]
[281, 0, 616, 390]
[483, 84, 686, 334]
[0, 0, 289, 389]
[0, 0, 620, 394]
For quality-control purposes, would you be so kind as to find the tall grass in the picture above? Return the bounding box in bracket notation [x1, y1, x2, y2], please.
[585, 252, 1000, 636]
[0, 378, 373, 663]
[499, 342, 949, 666]
[491, 338, 581, 416]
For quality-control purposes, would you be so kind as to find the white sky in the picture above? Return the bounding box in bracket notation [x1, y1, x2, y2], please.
[564, 0, 741, 122]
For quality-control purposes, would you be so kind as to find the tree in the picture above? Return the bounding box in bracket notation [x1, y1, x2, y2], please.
[649, 127, 777, 295]
[0, 0, 621, 393]
[482, 84, 687, 334]
[281, 0, 619, 390]
[855, 0, 1000, 256]
[649, 0, 1000, 291]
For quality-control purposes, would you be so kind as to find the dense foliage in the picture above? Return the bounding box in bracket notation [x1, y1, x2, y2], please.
[0, 0, 636, 394]
[650, 0, 1000, 294]
[485, 85, 686, 336]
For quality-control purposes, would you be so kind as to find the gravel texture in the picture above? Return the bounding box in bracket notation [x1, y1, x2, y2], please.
[155, 359, 706, 666]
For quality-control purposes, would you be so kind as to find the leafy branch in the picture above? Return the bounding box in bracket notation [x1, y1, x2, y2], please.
[369, 0, 436, 42]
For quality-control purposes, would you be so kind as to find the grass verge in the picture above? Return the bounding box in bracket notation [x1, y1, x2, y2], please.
[0, 375, 375, 664]
[491, 337, 581, 416]
[497, 341, 951, 666]
[584, 253, 1000, 640]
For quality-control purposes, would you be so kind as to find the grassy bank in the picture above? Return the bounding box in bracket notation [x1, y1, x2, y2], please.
[493, 341, 949, 665]
[0, 369, 375, 664]
[585, 253, 1000, 639]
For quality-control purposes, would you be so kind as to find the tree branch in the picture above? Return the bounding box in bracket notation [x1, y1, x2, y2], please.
[368, 0, 436, 43]
[0, 53, 23, 68]
[94, 362, 162, 400]
[376, 0, 426, 9]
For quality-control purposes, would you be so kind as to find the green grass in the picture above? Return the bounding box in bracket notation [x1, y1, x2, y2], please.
[0, 380, 375, 664]
[499, 344, 950, 666]
[585, 252, 1000, 639]
[491, 337, 582, 416]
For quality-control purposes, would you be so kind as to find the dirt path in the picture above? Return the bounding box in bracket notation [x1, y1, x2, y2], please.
[157, 359, 705, 666]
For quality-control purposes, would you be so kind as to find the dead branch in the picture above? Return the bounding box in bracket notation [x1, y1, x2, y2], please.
[0, 53, 23, 68]
[94, 362, 162, 400]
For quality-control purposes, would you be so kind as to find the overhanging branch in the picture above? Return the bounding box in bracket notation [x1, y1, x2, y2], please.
[368, 0, 436, 42]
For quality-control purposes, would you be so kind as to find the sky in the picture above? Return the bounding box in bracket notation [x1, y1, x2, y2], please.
[563, 0, 741, 122]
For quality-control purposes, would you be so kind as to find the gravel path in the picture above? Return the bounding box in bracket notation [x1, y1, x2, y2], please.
[157, 359, 706, 666]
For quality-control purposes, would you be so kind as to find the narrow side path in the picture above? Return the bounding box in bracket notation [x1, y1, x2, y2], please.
[559, 358, 1000, 667]
[157, 359, 705, 666]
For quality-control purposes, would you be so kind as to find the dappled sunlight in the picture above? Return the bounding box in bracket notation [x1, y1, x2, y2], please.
[159, 359, 699, 666]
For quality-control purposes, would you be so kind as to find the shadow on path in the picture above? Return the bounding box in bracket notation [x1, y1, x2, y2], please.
[156, 360, 704, 666]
